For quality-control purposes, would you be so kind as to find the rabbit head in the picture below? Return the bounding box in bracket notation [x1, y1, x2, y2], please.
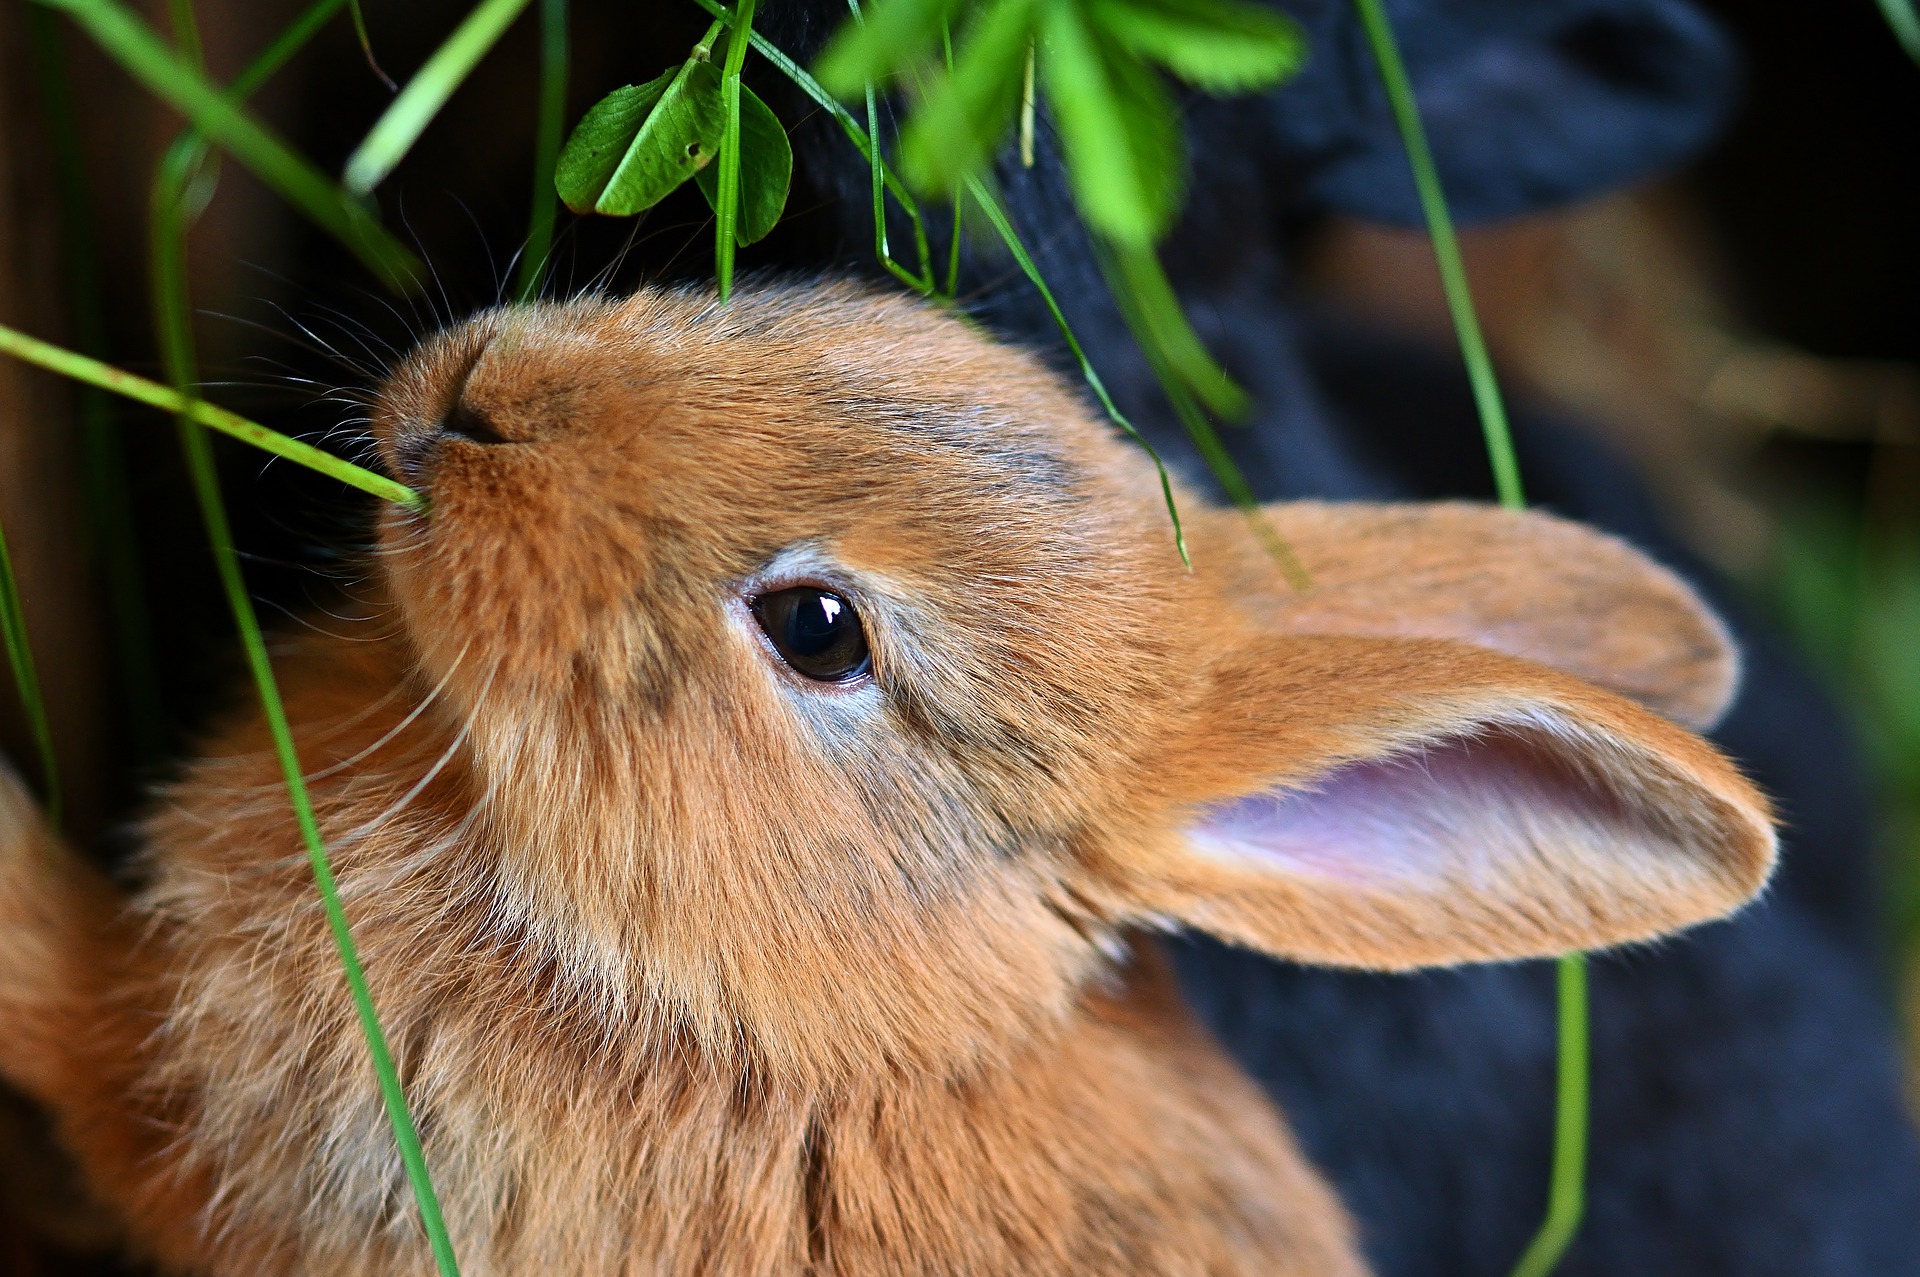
[368, 280, 1774, 1087]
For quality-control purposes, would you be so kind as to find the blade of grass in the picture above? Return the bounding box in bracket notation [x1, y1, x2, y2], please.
[943, 20, 964, 296]
[25, 3, 165, 758]
[515, 0, 569, 302]
[347, 0, 399, 90]
[1509, 955, 1590, 1277]
[1351, 0, 1522, 510]
[964, 176, 1188, 567]
[1348, 3, 1577, 1272]
[152, 140, 462, 1277]
[1877, 0, 1920, 65]
[848, 0, 936, 294]
[36, 0, 421, 288]
[1105, 245, 1308, 587]
[0, 323, 419, 511]
[714, 0, 759, 302]
[0, 522, 62, 832]
[343, 0, 536, 195]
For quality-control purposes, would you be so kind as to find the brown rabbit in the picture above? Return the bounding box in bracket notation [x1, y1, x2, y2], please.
[0, 281, 1774, 1276]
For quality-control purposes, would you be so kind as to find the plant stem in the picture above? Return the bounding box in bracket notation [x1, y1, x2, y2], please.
[1348, 4, 1580, 1274]
[1877, 0, 1920, 65]
[153, 139, 462, 1277]
[1509, 955, 1591, 1277]
[1019, 38, 1036, 167]
[36, 0, 421, 288]
[343, 0, 536, 195]
[714, 0, 758, 303]
[516, 0, 569, 302]
[1350, 0, 1523, 511]
[25, 3, 166, 759]
[965, 177, 1188, 567]
[0, 524, 61, 833]
[0, 322, 420, 511]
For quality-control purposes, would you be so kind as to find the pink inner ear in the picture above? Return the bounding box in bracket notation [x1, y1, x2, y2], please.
[1186, 721, 1646, 891]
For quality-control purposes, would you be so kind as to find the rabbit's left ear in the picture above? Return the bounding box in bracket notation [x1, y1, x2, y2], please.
[1091, 632, 1775, 971]
[1194, 502, 1740, 730]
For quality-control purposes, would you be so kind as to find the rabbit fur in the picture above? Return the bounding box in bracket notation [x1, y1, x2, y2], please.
[0, 281, 1773, 1276]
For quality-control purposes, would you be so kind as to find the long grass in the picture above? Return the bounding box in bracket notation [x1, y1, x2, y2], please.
[1345, 2, 1584, 1273]
[0, 526, 61, 833]
[344, 0, 537, 195]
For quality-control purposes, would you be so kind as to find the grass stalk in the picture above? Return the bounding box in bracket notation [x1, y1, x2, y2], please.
[714, 0, 758, 303]
[964, 176, 1189, 567]
[25, 4, 166, 758]
[35, 0, 421, 288]
[1877, 0, 1920, 65]
[1348, 4, 1579, 1273]
[1350, 0, 1523, 510]
[515, 0, 569, 302]
[0, 323, 419, 511]
[152, 137, 462, 1277]
[1509, 956, 1591, 1277]
[344, 0, 536, 194]
[0, 524, 61, 833]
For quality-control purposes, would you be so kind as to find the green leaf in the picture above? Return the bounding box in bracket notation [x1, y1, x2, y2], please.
[1039, 0, 1178, 245]
[695, 82, 791, 246]
[1094, 0, 1307, 92]
[816, 0, 966, 98]
[898, 0, 1035, 195]
[555, 77, 667, 213]
[596, 60, 727, 216]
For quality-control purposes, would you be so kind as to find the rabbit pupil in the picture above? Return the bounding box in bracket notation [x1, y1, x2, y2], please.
[752, 586, 871, 682]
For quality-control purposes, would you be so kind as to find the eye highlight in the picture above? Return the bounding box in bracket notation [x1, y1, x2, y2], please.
[750, 586, 872, 683]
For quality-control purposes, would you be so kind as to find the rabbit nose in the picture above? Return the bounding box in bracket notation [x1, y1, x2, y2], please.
[439, 399, 510, 445]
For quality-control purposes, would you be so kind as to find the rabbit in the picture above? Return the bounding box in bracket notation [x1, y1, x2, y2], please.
[0, 280, 1774, 1276]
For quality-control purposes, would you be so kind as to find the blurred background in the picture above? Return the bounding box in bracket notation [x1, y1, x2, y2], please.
[0, 0, 1915, 1271]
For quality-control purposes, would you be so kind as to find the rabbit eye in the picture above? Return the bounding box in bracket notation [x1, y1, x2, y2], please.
[751, 586, 872, 683]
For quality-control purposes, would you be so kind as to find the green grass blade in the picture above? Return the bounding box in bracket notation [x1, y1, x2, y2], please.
[230, 0, 350, 100]
[1347, 2, 1576, 1271]
[0, 323, 420, 510]
[944, 19, 965, 296]
[37, 0, 421, 289]
[343, 0, 535, 195]
[1351, 0, 1523, 511]
[1108, 262, 1309, 586]
[1508, 954, 1591, 1277]
[25, 3, 166, 758]
[153, 147, 462, 1277]
[964, 176, 1189, 567]
[347, 0, 398, 89]
[714, 0, 759, 303]
[0, 523, 62, 833]
[515, 0, 568, 302]
[1877, 0, 1920, 64]
[848, 0, 936, 292]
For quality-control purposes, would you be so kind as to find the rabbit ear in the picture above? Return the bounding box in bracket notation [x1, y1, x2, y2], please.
[1097, 634, 1774, 971]
[1196, 502, 1739, 729]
